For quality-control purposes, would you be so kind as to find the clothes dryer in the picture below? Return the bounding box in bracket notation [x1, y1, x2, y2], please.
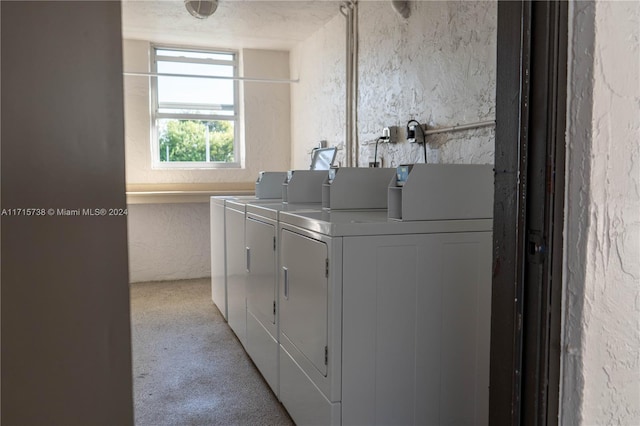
[277, 164, 494, 426]
[243, 202, 324, 397]
[210, 172, 287, 320]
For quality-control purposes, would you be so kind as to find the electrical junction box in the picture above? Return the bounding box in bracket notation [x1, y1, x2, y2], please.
[382, 126, 399, 143]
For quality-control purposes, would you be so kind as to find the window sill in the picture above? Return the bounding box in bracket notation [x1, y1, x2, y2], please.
[126, 183, 254, 204]
[150, 162, 242, 170]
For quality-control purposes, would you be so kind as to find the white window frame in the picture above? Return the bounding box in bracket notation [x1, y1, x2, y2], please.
[150, 44, 241, 169]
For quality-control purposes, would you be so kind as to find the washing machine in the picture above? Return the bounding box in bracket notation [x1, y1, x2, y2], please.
[244, 202, 324, 397]
[243, 167, 396, 399]
[210, 172, 287, 320]
[224, 170, 329, 348]
[211, 195, 264, 321]
[277, 164, 494, 426]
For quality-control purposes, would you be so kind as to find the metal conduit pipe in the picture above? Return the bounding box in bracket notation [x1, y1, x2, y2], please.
[339, 3, 348, 165]
[340, 1, 357, 167]
[424, 120, 496, 136]
[352, 1, 359, 167]
[340, 2, 352, 167]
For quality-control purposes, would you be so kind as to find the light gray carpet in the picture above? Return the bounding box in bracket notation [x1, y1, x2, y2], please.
[131, 278, 294, 426]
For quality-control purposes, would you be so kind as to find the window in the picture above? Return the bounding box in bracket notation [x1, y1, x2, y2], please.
[151, 46, 239, 168]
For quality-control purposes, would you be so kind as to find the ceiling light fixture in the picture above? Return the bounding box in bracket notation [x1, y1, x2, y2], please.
[391, 0, 411, 19]
[184, 0, 218, 19]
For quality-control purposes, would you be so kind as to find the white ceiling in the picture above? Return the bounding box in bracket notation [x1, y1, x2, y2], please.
[121, 0, 344, 50]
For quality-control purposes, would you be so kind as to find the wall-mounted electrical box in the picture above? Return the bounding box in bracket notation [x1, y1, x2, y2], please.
[255, 171, 288, 199]
[388, 164, 494, 221]
[322, 167, 396, 210]
[282, 170, 329, 204]
[382, 126, 399, 143]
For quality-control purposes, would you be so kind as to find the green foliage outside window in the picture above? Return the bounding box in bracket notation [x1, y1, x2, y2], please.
[159, 120, 234, 162]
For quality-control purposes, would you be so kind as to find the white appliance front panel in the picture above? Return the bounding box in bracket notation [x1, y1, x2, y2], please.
[341, 232, 492, 426]
[225, 206, 247, 347]
[210, 198, 227, 319]
[279, 344, 341, 426]
[246, 217, 277, 332]
[245, 215, 279, 399]
[279, 228, 329, 377]
[247, 311, 279, 396]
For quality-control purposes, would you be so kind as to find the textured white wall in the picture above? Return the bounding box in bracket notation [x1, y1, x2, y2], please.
[243, 49, 292, 173]
[357, 1, 496, 167]
[290, 1, 496, 169]
[290, 14, 346, 168]
[562, 1, 640, 424]
[127, 203, 211, 283]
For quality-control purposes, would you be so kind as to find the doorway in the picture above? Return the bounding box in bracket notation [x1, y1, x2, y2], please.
[490, 1, 568, 425]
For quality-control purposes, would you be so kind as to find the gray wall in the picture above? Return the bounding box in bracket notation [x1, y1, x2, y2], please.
[1, 2, 134, 424]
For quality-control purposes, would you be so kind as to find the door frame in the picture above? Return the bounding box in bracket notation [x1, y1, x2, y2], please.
[490, 1, 568, 425]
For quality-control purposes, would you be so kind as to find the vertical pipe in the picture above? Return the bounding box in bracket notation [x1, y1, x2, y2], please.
[342, 2, 353, 167]
[346, 6, 352, 167]
[340, 1, 360, 167]
[352, 1, 359, 167]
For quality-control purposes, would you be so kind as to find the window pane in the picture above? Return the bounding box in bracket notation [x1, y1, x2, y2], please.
[156, 49, 234, 62]
[158, 119, 235, 163]
[153, 47, 238, 167]
[157, 61, 233, 77]
[158, 107, 235, 116]
[157, 61, 234, 107]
